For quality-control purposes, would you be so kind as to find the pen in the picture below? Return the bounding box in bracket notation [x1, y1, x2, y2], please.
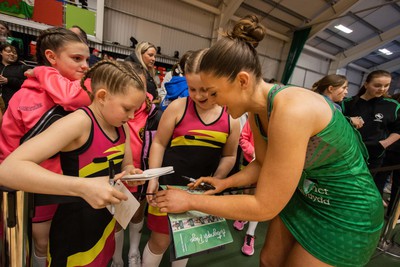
[109, 160, 115, 215]
[181, 176, 215, 190]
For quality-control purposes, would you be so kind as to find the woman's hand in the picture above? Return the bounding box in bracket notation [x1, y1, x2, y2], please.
[156, 186, 191, 213]
[188, 176, 229, 195]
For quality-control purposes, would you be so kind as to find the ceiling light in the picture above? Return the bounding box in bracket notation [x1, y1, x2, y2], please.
[379, 48, 393, 55]
[334, 24, 353, 34]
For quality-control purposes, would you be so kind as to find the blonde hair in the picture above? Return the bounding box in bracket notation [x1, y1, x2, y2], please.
[81, 60, 145, 101]
[135, 41, 157, 77]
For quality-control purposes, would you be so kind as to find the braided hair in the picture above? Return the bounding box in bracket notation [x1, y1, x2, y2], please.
[80, 60, 145, 101]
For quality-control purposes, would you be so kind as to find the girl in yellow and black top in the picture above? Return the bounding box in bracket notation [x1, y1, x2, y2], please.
[143, 49, 240, 267]
[0, 60, 147, 266]
[342, 70, 400, 195]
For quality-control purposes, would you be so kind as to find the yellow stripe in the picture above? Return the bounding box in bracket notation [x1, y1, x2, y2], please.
[66, 218, 116, 266]
[148, 204, 167, 216]
[188, 130, 228, 143]
[171, 130, 228, 148]
[79, 144, 125, 177]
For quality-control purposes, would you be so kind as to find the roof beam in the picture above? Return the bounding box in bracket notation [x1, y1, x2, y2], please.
[335, 24, 400, 68]
[179, 0, 220, 15]
[219, 0, 244, 26]
[260, 0, 310, 23]
[306, 0, 359, 40]
[347, 11, 382, 34]
[370, 57, 400, 73]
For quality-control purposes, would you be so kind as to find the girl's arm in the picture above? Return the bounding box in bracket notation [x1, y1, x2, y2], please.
[146, 98, 185, 200]
[212, 116, 240, 179]
[239, 120, 255, 162]
[33, 66, 91, 110]
[0, 111, 127, 208]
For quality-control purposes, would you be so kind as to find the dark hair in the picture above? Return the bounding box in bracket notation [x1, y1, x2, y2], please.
[200, 15, 266, 82]
[172, 50, 194, 76]
[391, 93, 400, 103]
[70, 25, 88, 44]
[36, 27, 87, 66]
[312, 74, 347, 94]
[81, 60, 145, 101]
[185, 49, 208, 75]
[0, 43, 17, 61]
[357, 70, 392, 96]
[0, 21, 10, 36]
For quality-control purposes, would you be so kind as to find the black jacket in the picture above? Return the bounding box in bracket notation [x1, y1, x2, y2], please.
[0, 61, 30, 109]
[125, 53, 158, 99]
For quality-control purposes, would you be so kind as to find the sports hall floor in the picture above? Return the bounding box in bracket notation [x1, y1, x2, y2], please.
[115, 217, 400, 267]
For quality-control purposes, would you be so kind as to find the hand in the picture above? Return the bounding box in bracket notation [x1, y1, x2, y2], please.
[156, 186, 191, 213]
[123, 166, 145, 187]
[146, 178, 159, 206]
[188, 176, 228, 195]
[0, 75, 7, 85]
[350, 116, 364, 129]
[78, 173, 128, 209]
[24, 68, 34, 78]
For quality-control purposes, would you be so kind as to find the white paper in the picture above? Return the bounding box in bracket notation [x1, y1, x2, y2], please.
[121, 166, 174, 181]
[107, 181, 140, 229]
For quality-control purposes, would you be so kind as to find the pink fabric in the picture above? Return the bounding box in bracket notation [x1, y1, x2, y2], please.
[0, 66, 91, 163]
[124, 93, 153, 192]
[239, 120, 254, 163]
[0, 66, 91, 221]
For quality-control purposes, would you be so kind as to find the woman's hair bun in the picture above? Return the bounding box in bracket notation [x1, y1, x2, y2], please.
[226, 15, 266, 48]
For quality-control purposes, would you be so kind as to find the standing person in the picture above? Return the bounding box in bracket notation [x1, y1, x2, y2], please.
[125, 41, 159, 103]
[0, 60, 146, 266]
[312, 74, 348, 111]
[0, 44, 30, 109]
[160, 50, 193, 111]
[0, 27, 90, 267]
[232, 119, 259, 256]
[154, 15, 383, 267]
[142, 49, 240, 267]
[111, 89, 162, 267]
[89, 48, 101, 67]
[0, 21, 10, 44]
[342, 70, 400, 196]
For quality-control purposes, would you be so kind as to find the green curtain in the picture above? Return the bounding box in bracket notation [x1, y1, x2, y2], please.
[281, 27, 311, 85]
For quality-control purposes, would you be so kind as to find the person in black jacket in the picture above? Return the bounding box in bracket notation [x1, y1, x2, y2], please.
[125, 41, 159, 103]
[0, 44, 30, 109]
[342, 70, 400, 195]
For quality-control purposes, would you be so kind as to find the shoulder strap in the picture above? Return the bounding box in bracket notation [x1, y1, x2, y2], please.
[20, 105, 70, 144]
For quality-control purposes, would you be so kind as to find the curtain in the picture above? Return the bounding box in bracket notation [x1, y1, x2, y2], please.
[281, 27, 311, 85]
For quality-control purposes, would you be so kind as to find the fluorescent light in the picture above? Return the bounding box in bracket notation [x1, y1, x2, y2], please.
[334, 24, 353, 34]
[379, 48, 393, 55]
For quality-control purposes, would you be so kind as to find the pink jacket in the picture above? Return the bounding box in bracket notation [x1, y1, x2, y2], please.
[239, 120, 255, 163]
[0, 66, 91, 174]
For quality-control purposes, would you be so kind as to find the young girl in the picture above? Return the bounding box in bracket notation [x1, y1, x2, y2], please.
[0, 27, 91, 266]
[143, 49, 240, 267]
[155, 15, 383, 267]
[112, 91, 162, 267]
[312, 74, 348, 111]
[0, 60, 147, 266]
[342, 70, 400, 195]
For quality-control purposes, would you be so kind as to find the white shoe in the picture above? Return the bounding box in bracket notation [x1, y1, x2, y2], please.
[128, 254, 141, 267]
[383, 183, 392, 194]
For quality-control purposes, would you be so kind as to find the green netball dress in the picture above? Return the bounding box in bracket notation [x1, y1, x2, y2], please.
[261, 85, 384, 267]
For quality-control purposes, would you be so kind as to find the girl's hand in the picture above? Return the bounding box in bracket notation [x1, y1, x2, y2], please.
[78, 175, 128, 209]
[146, 178, 159, 206]
[24, 68, 34, 78]
[350, 116, 364, 129]
[123, 166, 145, 187]
[156, 186, 191, 213]
[188, 176, 228, 195]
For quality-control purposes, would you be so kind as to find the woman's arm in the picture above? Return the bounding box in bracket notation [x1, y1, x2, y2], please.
[156, 93, 328, 221]
[0, 111, 127, 208]
[212, 116, 240, 179]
